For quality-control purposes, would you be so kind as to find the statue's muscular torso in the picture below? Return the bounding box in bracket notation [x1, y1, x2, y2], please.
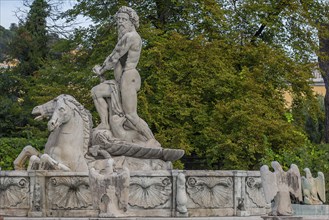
[101, 31, 142, 83]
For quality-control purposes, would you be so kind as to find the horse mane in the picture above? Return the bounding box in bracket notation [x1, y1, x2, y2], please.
[58, 94, 93, 156]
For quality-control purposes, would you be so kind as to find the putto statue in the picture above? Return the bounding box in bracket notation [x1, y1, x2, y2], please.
[92, 6, 158, 148]
[260, 161, 302, 216]
[301, 168, 326, 205]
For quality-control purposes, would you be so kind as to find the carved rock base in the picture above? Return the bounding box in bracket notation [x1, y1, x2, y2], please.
[111, 156, 173, 171]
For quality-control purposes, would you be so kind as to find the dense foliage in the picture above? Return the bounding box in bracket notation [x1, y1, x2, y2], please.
[0, 0, 329, 200]
[0, 26, 14, 62]
[0, 137, 46, 170]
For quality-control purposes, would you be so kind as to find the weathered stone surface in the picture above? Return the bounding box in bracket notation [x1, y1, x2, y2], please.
[3, 217, 266, 220]
[261, 216, 303, 220]
[186, 176, 233, 208]
[176, 172, 188, 216]
[14, 95, 93, 172]
[88, 159, 130, 217]
[301, 168, 326, 205]
[261, 161, 302, 216]
[245, 177, 267, 209]
[0, 171, 30, 217]
[0, 170, 271, 218]
[47, 176, 92, 210]
[88, 6, 184, 161]
[89, 134, 184, 162]
[129, 176, 172, 209]
[0, 176, 29, 208]
[183, 170, 269, 217]
[292, 204, 329, 216]
[90, 6, 160, 147]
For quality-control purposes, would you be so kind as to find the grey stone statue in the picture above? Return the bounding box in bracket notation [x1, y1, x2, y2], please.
[89, 159, 130, 217]
[176, 173, 188, 216]
[89, 6, 184, 162]
[14, 94, 92, 172]
[301, 168, 326, 205]
[92, 6, 159, 148]
[260, 161, 302, 216]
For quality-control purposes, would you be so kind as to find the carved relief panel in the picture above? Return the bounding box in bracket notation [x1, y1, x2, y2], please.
[245, 177, 267, 208]
[47, 176, 93, 210]
[186, 176, 233, 208]
[0, 177, 29, 208]
[128, 176, 172, 209]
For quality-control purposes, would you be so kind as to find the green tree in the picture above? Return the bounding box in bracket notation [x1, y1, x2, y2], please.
[9, 0, 50, 76]
[0, 0, 51, 138]
[0, 25, 15, 61]
[3, 0, 329, 174]
[318, 24, 329, 142]
[61, 0, 328, 168]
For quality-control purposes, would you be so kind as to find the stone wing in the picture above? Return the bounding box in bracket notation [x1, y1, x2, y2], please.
[287, 164, 302, 202]
[315, 172, 326, 203]
[260, 165, 277, 203]
[301, 175, 311, 192]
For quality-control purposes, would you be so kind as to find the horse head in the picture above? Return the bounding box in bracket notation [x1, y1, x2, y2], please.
[47, 97, 76, 132]
[32, 99, 56, 121]
[29, 94, 92, 172]
[32, 95, 77, 132]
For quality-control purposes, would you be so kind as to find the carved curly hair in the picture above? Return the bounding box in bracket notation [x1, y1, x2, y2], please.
[116, 6, 139, 29]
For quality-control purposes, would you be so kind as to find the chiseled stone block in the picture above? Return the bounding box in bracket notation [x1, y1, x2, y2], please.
[292, 204, 329, 216]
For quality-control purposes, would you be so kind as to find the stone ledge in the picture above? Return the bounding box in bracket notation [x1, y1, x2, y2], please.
[3, 217, 264, 220]
[262, 216, 303, 220]
[292, 204, 329, 216]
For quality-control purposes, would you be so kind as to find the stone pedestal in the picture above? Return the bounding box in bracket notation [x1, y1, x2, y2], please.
[262, 216, 303, 220]
[237, 210, 250, 216]
[292, 204, 329, 216]
[0, 170, 269, 218]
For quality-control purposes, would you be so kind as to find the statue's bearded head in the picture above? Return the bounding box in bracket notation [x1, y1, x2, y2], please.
[115, 6, 139, 38]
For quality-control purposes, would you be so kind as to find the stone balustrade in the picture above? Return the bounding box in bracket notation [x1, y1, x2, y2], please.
[0, 170, 269, 218]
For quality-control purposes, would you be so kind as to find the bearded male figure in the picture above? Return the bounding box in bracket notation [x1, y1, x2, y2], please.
[92, 6, 159, 147]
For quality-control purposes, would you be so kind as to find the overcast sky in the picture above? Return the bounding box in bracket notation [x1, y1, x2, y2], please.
[0, 0, 25, 28]
[0, 0, 90, 29]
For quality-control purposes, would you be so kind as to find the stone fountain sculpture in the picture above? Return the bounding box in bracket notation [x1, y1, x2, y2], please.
[90, 6, 184, 164]
[260, 161, 303, 216]
[14, 94, 92, 172]
[13, 6, 185, 217]
[5, 6, 272, 219]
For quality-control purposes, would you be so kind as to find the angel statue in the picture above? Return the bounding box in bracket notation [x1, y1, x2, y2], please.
[260, 161, 303, 216]
[301, 168, 326, 205]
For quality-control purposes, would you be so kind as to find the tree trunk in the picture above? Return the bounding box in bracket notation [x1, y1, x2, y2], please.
[318, 24, 329, 142]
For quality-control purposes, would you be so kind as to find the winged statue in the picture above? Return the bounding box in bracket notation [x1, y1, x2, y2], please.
[301, 168, 326, 205]
[260, 161, 302, 216]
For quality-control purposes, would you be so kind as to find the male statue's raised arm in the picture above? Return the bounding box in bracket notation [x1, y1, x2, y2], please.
[91, 6, 160, 148]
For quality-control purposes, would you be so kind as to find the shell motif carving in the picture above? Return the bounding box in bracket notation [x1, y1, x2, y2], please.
[0, 177, 29, 208]
[47, 177, 92, 209]
[186, 177, 233, 208]
[129, 177, 172, 208]
[245, 177, 266, 208]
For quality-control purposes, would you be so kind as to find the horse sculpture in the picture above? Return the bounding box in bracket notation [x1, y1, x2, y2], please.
[14, 94, 93, 172]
